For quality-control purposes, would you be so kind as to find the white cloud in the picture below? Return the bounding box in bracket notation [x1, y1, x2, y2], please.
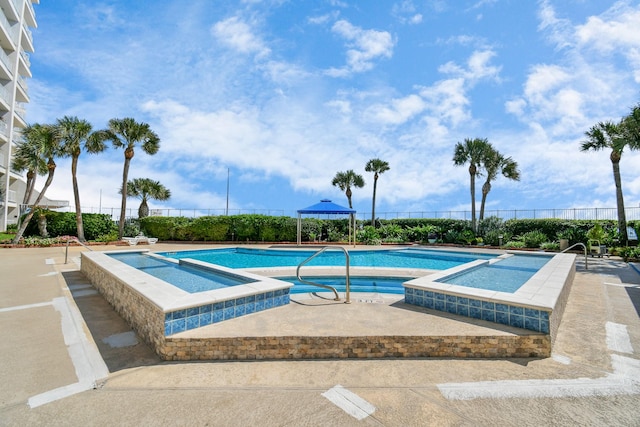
[211, 16, 271, 58]
[506, 1, 640, 140]
[366, 94, 425, 125]
[326, 20, 395, 76]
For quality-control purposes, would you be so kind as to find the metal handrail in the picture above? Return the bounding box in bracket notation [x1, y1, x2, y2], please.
[296, 246, 351, 303]
[64, 237, 93, 264]
[561, 242, 587, 270]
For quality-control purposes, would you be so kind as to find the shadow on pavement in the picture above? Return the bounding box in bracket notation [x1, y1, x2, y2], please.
[61, 271, 161, 373]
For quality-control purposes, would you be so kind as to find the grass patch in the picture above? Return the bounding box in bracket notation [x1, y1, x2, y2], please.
[0, 233, 16, 243]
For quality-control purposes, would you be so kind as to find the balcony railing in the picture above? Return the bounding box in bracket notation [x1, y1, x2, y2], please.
[19, 49, 29, 67]
[21, 24, 32, 46]
[0, 12, 18, 44]
[17, 75, 27, 91]
[0, 49, 12, 73]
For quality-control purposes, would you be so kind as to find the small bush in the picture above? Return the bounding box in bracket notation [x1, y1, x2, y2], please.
[521, 230, 547, 248]
[504, 240, 526, 248]
[540, 241, 560, 251]
[357, 226, 382, 245]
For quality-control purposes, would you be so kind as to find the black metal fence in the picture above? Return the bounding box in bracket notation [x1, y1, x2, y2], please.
[76, 206, 640, 222]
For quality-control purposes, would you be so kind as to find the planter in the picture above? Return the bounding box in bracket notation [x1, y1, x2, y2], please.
[559, 239, 569, 251]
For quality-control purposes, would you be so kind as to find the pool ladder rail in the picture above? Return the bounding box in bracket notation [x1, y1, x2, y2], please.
[560, 242, 588, 269]
[64, 237, 94, 264]
[296, 246, 351, 304]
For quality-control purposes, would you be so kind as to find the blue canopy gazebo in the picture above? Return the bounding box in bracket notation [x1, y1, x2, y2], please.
[296, 199, 356, 246]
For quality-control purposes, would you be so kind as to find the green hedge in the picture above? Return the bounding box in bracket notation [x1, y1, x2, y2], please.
[22, 210, 640, 247]
[24, 211, 117, 240]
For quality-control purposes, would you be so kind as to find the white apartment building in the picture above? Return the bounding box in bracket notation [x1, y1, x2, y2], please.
[0, 0, 38, 231]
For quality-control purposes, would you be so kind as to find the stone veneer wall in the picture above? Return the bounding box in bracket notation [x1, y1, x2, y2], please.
[161, 335, 550, 360]
[548, 262, 576, 346]
[81, 254, 167, 352]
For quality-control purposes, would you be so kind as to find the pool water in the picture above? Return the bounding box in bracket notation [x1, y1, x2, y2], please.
[281, 276, 407, 294]
[108, 252, 257, 294]
[160, 247, 494, 270]
[435, 254, 550, 293]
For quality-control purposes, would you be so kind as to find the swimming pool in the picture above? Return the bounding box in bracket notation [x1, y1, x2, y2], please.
[435, 254, 550, 293]
[108, 252, 258, 293]
[281, 276, 407, 294]
[159, 247, 495, 270]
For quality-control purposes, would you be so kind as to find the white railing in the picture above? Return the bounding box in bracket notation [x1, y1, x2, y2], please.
[21, 24, 32, 45]
[17, 75, 27, 91]
[19, 49, 29, 67]
[0, 12, 18, 43]
[0, 49, 12, 72]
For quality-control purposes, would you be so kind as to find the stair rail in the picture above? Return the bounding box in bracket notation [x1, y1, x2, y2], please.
[64, 237, 93, 264]
[296, 246, 351, 303]
[561, 242, 587, 270]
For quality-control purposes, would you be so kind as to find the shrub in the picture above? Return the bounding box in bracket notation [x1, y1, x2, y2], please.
[483, 230, 512, 246]
[521, 230, 547, 248]
[378, 224, 405, 241]
[478, 216, 504, 236]
[140, 216, 193, 240]
[504, 240, 526, 248]
[357, 226, 381, 245]
[189, 216, 230, 241]
[23, 211, 116, 241]
[540, 241, 560, 251]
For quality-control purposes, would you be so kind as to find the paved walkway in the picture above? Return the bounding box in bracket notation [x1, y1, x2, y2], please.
[1, 243, 639, 426]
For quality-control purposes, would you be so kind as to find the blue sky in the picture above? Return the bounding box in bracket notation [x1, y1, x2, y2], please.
[29, 0, 640, 218]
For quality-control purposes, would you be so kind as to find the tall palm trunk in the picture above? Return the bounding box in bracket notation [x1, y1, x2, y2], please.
[118, 154, 133, 239]
[23, 171, 35, 204]
[71, 155, 85, 241]
[611, 152, 628, 244]
[13, 160, 56, 244]
[346, 187, 353, 209]
[371, 173, 378, 226]
[469, 164, 477, 233]
[479, 181, 491, 221]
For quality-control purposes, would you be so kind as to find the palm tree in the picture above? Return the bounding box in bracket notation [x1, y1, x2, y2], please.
[331, 169, 365, 209]
[478, 146, 520, 221]
[582, 109, 640, 245]
[12, 124, 62, 243]
[57, 116, 107, 242]
[365, 158, 390, 227]
[122, 178, 171, 218]
[11, 125, 49, 208]
[101, 118, 160, 239]
[453, 138, 490, 232]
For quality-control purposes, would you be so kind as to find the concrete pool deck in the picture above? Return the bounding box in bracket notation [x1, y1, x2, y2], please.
[1, 243, 640, 425]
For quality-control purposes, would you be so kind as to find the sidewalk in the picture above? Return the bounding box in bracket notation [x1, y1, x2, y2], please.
[1, 244, 639, 426]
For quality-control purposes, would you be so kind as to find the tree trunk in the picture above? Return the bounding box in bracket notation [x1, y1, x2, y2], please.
[371, 174, 378, 227]
[469, 165, 477, 233]
[71, 155, 85, 241]
[139, 200, 149, 218]
[118, 156, 132, 239]
[38, 213, 48, 237]
[479, 180, 491, 221]
[13, 161, 56, 244]
[611, 153, 628, 245]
